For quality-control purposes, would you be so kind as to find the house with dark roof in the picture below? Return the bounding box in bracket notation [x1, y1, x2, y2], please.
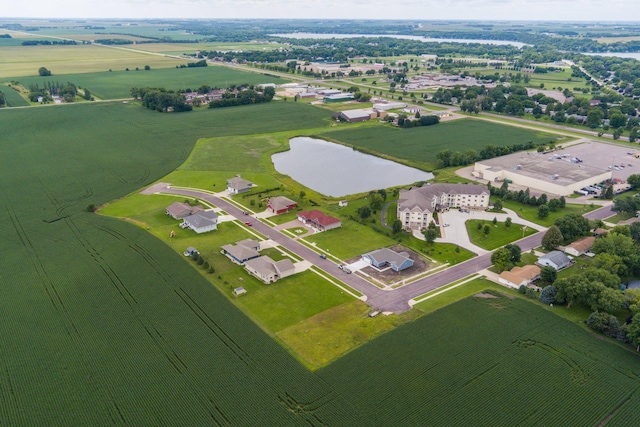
[537, 251, 571, 271]
[397, 183, 489, 231]
[166, 202, 203, 219]
[362, 248, 414, 272]
[267, 196, 297, 215]
[181, 210, 218, 234]
[222, 240, 261, 264]
[244, 256, 296, 284]
[297, 210, 342, 231]
[227, 176, 254, 194]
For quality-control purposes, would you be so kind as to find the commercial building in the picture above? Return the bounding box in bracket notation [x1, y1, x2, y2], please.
[473, 152, 611, 196]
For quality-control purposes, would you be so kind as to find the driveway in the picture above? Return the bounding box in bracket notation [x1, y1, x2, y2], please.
[434, 208, 546, 255]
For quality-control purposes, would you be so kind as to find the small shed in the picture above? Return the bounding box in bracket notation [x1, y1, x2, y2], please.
[233, 287, 247, 297]
[184, 247, 199, 256]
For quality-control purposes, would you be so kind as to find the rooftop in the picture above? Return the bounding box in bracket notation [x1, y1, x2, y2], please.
[478, 152, 610, 186]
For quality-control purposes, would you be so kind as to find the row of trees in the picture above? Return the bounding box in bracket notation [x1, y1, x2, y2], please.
[435, 139, 545, 169]
[131, 87, 192, 113]
[208, 87, 275, 109]
[396, 114, 439, 128]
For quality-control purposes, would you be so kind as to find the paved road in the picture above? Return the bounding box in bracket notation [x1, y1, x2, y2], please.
[155, 185, 386, 301]
[368, 230, 544, 312]
[583, 203, 616, 221]
[149, 184, 547, 313]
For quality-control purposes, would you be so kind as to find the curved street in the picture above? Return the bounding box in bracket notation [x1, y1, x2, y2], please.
[144, 183, 614, 313]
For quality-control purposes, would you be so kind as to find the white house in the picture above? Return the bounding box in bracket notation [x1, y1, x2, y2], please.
[227, 176, 253, 194]
[537, 251, 571, 271]
[182, 210, 218, 234]
[564, 236, 595, 257]
[498, 265, 541, 288]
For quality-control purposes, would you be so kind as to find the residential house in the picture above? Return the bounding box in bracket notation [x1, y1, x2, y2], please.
[182, 210, 218, 234]
[564, 236, 595, 257]
[397, 183, 489, 231]
[537, 251, 571, 271]
[498, 265, 541, 288]
[222, 239, 261, 264]
[297, 210, 342, 231]
[362, 248, 414, 272]
[268, 196, 297, 214]
[166, 202, 203, 219]
[338, 200, 348, 207]
[244, 256, 296, 284]
[227, 176, 254, 194]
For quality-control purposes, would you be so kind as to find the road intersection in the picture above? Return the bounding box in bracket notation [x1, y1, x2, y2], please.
[144, 183, 616, 313]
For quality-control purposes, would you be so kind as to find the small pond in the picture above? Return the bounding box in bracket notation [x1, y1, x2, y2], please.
[271, 137, 433, 197]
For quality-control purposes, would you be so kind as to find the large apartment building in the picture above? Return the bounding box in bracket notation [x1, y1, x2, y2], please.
[397, 183, 489, 230]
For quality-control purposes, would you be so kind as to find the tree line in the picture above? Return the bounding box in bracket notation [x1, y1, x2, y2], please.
[208, 87, 275, 109]
[436, 139, 544, 168]
[130, 87, 192, 113]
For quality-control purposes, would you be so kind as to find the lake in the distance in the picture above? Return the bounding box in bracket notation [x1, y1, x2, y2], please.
[584, 52, 640, 60]
[272, 137, 434, 197]
[270, 32, 528, 48]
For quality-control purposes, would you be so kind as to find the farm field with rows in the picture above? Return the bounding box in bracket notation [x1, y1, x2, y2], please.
[2, 96, 640, 425]
[8, 65, 290, 99]
[323, 294, 640, 426]
[320, 119, 557, 170]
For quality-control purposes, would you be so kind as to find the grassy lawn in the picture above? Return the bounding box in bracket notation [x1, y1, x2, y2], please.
[277, 301, 423, 370]
[500, 199, 599, 226]
[385, 202, 397, 224]
[432, 166, 475, 184]
[414, 278, 507, 313]
[466, 219, 537, 250]
[606, 212, 633, 224]
[304, 220, 395, 260]
[235, 270, 354, 333]
[557, 255, 594, 280]
[318, 118, 556, 170]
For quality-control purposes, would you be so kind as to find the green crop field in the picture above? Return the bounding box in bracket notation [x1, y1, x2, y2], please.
[320, 119, 556, 169]
[321, 294, 640, 426]
[1, 84, 29, 106]
[2, 99, 640, 424]
[0, 44, 185, 78]
[10, 65, 290, 99]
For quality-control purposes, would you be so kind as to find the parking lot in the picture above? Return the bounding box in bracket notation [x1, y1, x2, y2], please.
[551, 140, 639, 183]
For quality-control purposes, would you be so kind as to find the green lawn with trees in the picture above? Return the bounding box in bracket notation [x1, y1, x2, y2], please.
[466, 219, 537, 250]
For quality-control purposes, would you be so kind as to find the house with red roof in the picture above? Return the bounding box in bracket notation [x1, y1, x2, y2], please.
[297, 210, 342, 232]
[267, 196, 297, 215]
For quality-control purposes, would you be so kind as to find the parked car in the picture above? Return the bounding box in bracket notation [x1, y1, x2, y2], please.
[338, 264, 344, 270]
[343, 268, 352, 274]
[244, 221, 252, 226]
[320, 253, 327, 259]
[443, 223, 450, 227]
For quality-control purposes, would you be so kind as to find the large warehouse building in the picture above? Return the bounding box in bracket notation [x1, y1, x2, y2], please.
[473, 152, 611, 196]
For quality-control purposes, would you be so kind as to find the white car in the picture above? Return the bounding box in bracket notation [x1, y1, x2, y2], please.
[443, 223, 450, 227]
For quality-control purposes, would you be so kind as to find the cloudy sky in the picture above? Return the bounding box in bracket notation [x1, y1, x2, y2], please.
[5, 0, 639, 21]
